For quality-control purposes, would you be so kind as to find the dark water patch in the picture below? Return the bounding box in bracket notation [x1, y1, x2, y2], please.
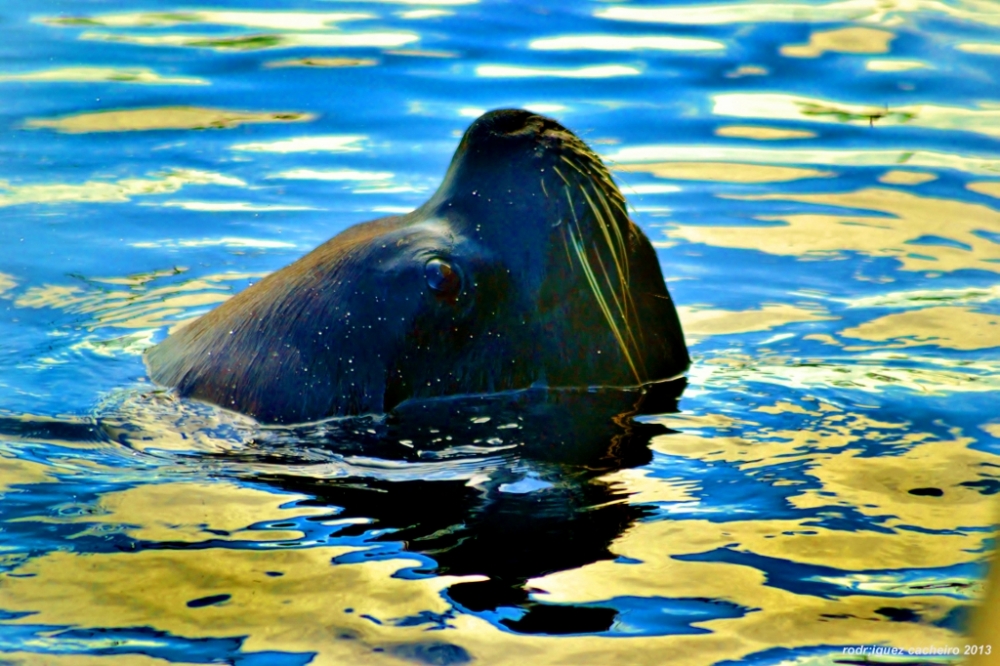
[972, 229, 1000, 244]
[393, 609, 456, 631]
[933, 604, 972, 632]
[718, 643, 957, 666]
[676, 547, 980, 601]
[960, 478, 1000, 495]
[387, 641, 472, 666]
[186, 593, 231, 608]
[454, 591, 750, 637]
[875, 606, 921, 622]
[615, 555, 643, 564]
[0, 479, 145, 562]
[905, 235, 974, 251]
[641, 450, 895, 531]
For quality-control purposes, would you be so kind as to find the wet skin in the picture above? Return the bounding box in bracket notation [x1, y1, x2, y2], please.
[145, 109, 689, 424]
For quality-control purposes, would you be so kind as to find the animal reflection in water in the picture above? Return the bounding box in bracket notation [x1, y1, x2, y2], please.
[145, 109, 689, 424]
[225, 379, 712, 636]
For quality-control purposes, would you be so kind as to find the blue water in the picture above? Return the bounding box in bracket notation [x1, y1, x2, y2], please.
[2, 1, 1000, 664]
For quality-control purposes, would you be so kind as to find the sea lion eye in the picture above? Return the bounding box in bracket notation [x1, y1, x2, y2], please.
[424, 257, 462, 297]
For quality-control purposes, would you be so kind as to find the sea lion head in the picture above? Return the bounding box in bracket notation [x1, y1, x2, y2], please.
[145, 109, 689, 424]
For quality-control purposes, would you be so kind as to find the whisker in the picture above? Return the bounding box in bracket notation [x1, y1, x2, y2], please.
[563, 153, 636, 326]
[578, 180, 628, 312]
[570, 152, 639, 327]
[556, 151, 645, 383]
[586, 176, 638, 329]
[552, 164, 571, 187]
[560, 223, 574, 273]
[567, 219, 641, 384]
[587, 232, 644, 376]
[589, 178, 629, 283]
[580, 179, 628, 322]
[559, 154, 587, 175]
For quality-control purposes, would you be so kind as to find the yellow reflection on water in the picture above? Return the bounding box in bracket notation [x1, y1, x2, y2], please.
[3, 655, 164, 665]
[617, 161, 833, 183]
[602, 467, 698, 505]
[0, 169, 245, 207]
[0, 455, 55, 493]
[131, 239, 295, 250]
[0, 545, 480, 666]
[968, 181, 1000, 198]
[713, 92, 1000, 138]
[232, 135, 365, 153]
[0, 67, 207, 85]
[5, 508, 964, 666]
[264, 57, 378, 68]
[668, 187, 1000, 273]
[159, 201, 318, 212]
[0, 272, 16, 295]
[476, 64, 640, 78]
[80, 31, 419, 52]
[596, 2, 869, 25]
[791, 439, 996, 531]
[3, 409, 993, 665]
[528, 34, 724, 51]
[352, 0, 475, 5]
[837, 284, 1000, 309]
[85, 482, 329, 543]
[957, 42, 1000, 55]
[677, 304, 836, 341]
[607, 143, 1000, 175]
[878, 169, 937, 185]
[530, 403, 995, 662]
[725, 65, 768, 78]
[841, 306, 1000, 350]
[644, 404, 997, 568]
[715, 125, 817, 140]
[866, 59, 930, 71]
[596, 1, 1000, 27]
[781, 27, 895, 58]
[27, 107, 314, 134]
[384, 48, 459, 58]
[398, 9, 454, 19]
[14, 272, 252, 333]
[693, 353, 1000, 394]
[269, 168, 394, 181]
[44, 10, 373, 30]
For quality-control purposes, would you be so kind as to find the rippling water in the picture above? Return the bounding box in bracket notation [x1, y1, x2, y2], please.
[2, 1, 1000, 664]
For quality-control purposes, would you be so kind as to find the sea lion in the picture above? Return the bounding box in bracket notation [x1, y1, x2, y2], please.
[145, 109, 689, 424]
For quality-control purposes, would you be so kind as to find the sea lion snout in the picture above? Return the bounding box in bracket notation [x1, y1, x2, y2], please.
[463, 108, 562, 143]
[447, 109, 585, 181]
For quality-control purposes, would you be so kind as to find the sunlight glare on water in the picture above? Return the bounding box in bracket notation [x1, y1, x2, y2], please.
[1, 0, 999, 664]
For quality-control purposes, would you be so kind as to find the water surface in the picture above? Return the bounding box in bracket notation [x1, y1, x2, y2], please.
[2, 1, 999, 664]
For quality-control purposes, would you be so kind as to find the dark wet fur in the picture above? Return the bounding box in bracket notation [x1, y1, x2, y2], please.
[145, 109, 689, 424]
